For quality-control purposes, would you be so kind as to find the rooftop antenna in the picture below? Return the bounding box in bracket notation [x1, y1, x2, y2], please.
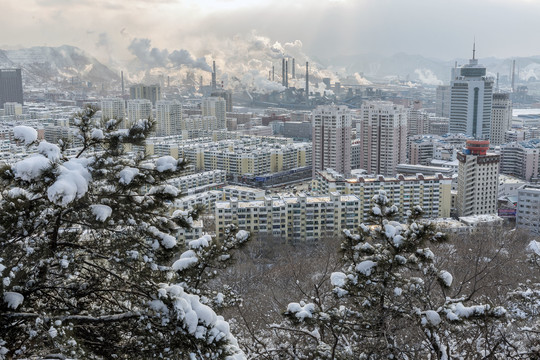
[472, 38, 476, 60]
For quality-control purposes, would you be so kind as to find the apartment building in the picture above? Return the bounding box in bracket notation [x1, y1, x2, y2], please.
[456, 140, 500, 217]
[516, 184, 540, 234]
[215, 193, 362, 243]
[313, 169, 452, 221]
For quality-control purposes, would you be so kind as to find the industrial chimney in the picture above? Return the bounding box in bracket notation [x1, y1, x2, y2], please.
[121, 71, 125, 96]
[212, 61, 217, 90]
[282, 58, 285, 86]
[305, 62, 309, 102]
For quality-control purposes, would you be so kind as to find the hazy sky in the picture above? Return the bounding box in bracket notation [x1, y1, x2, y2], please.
[2, 0, 540, 64]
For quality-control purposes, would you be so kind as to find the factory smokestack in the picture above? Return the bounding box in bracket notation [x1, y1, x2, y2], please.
[121, 71, 124, 96]
[282, 58, 285, 86]
[292, 58, 295, 79]
[305, 61, 309, 102]
[511, 59, 516, 92]
[272, 66, 275, 81]
[268, 70, 271, 81]
[285, 60, 288, 88]
[212, 61, 217, 90]
[167, 75, 170, 88]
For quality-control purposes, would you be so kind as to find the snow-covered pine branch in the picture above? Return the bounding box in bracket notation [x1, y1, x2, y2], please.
[0, 106, 247, 360]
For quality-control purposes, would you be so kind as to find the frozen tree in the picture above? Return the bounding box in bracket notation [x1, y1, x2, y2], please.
[275, 190, 513, 359]
[0, 106, 247, 359]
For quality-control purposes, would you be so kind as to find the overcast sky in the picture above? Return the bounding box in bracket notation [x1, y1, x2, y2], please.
[2, 0, 540, 64]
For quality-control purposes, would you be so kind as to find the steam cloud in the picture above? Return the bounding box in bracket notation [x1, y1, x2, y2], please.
[128, 38, 212, 72]
[414, 68, 442, 86]
[125, 33, 349, 94]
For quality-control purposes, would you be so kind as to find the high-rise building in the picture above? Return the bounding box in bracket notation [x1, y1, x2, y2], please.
[359, 101, 407, 176]
[449, 48, 494, 139]
[211, 90, 233, 112]
[129, 84, 161, 105]
[500, 140, 540, 182]
[435, 85, 451, 118]
[407, 108, 429, 137]
[156, 100, 182, 136]
[516, 184, 540, 234]
[490, 92, 512, 145]
[101, 98, 126, 126]
[201, 97, 226, 130]
[456, 140, 500, 217]
[126, 99, 152, 128]
[312, 104, 352, 177]
[0, 69, 23, 107]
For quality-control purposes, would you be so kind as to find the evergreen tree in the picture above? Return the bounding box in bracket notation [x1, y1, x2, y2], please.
[277, 190, 511, 359]
[0, 106, 247, 359]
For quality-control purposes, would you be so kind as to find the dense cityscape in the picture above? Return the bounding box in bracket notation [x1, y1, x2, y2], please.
[1, 46, 539, 239]
[1, 0, 540, 358]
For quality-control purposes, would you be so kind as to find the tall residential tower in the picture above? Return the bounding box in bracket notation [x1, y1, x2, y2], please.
[490, 92, 513, 145]
[312, 105, 352, 177]
[359, 101, 407, 176]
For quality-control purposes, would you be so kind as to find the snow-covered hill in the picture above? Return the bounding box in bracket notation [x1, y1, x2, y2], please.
[0, 45, 119, 86]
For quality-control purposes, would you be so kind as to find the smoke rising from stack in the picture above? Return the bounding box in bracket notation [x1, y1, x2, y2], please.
[128, 38, 212, 72]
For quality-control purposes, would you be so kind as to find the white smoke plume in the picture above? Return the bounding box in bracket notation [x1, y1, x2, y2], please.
[128, 38, 212, 72]
[520, 63, 540, 81]
[414, 68, 443, 85]
[354, 72, 372, 85]
[123, 32, 346, 94]
[316, 82, 334, 96]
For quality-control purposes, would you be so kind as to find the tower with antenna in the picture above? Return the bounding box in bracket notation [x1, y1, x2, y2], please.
[448, 41, 494, 139]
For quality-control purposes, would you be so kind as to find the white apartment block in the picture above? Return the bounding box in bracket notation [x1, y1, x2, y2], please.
[516, 184, 540, 234]
[101, 98, 125, 126]
[183, 115, 220, 132]
[127, 99, 152, 128]
[312, 104, 352, 177]
[456, 141, 500, 217]
[201, 97, 226, 130]
[313, 169, 452, 222]
[490, 93, 512, 145]
[155, 100, 182, 136]
[360, 101, 407, 176]
[145, 136, 311, 178]
[176, 219, 205, 245]
[222, 185, 266, 201]
[173, 190, 223, 213]
[167, 170, 227, 195]
[215, 193, 362, 243]
[4, 102, 22, 116]
[500, 140, 540, 182]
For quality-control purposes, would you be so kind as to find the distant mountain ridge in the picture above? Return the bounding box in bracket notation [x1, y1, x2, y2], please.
[0, 45, 119, 87]
[3, 44, 540, 90]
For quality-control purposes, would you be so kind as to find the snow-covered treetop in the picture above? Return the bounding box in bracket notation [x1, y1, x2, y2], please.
[0, 106, 248, 359]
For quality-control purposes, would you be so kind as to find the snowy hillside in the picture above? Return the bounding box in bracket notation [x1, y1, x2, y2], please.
[0, 45, 119, 86]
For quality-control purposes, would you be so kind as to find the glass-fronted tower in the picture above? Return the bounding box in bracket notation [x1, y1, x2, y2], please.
[449, 46, 493, 139]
